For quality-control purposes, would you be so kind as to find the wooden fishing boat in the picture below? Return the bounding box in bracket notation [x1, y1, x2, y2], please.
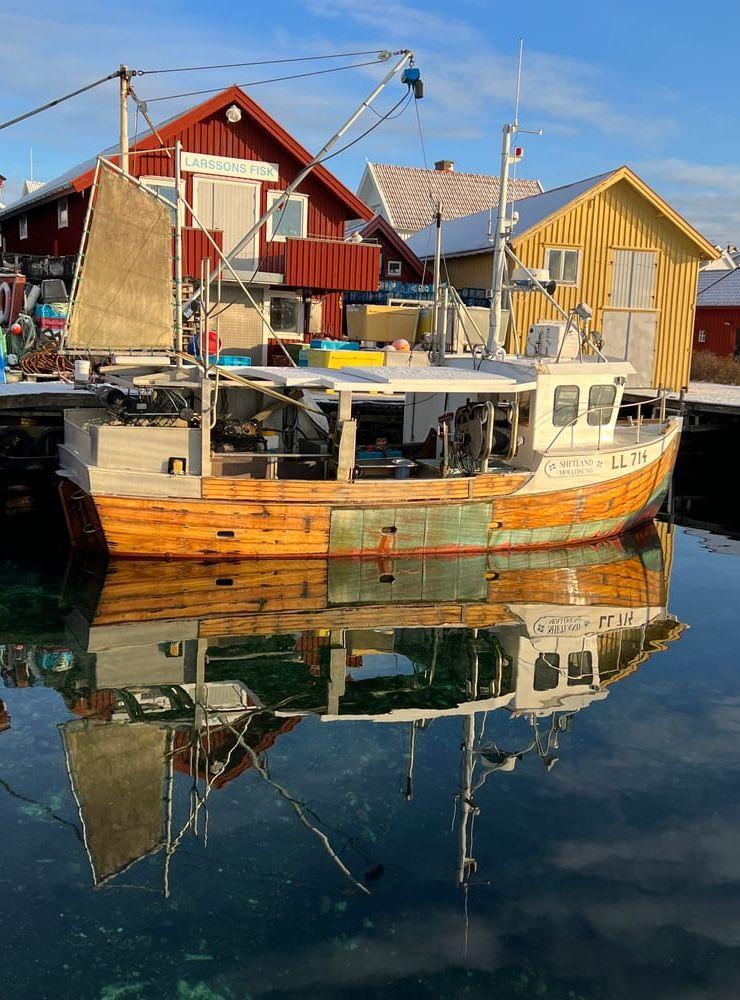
[58, 356, 680, 559]
[55, 161, 680, 560]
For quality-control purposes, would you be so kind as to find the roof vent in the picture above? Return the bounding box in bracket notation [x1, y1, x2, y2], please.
[434, 159, 454, 172]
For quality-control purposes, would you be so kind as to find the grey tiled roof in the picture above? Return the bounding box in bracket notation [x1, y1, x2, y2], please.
[369, 163, 542, 234]
[408, 172, 613, 259]
[697, 267, 740, 306]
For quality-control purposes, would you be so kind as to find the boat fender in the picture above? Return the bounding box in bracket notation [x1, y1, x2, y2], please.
[0, 282, 11, 324]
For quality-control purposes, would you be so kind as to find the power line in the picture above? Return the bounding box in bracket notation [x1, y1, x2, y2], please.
[321, 90, 413, 164]
[0, 70, 120, 132]
[136, 49, 390, 76]
[144, 58, 388, 104]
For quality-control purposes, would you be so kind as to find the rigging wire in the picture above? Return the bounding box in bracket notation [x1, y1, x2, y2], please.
[0, 70, 120, 132]
[136, 49, 389, 76]
[144, 58, 388, 104]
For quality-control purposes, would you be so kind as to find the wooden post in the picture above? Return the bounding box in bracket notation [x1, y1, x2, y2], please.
[335, 391, 355, 482]
[327, 630, 347, 716]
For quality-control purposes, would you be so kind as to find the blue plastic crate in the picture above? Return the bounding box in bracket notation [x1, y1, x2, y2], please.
[219, 355, 251, 367]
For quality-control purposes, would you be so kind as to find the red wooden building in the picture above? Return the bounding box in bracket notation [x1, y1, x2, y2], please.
[355, 213, 426, 284]
[694, 268, 740, 357]
[0, 86, 380, 360]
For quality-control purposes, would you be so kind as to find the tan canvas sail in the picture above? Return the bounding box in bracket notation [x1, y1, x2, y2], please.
[65, 163, 174, 350]
[61, 720, 168, 884]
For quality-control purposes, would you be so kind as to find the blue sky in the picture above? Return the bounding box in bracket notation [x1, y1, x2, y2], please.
[2, 0, 739, 243]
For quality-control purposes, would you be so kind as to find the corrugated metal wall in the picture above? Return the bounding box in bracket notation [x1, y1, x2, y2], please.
[693, 306, 740, 356]
[284, 237, 379, 291]
[181, 227, 223, 278]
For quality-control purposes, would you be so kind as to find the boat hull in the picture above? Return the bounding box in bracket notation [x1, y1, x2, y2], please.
[60, 425, 679, 560]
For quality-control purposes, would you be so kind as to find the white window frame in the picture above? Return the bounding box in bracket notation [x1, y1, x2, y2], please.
[19, 215, 28, 240]
[265, 190, 308, 243]
[387, 259, 402, 277]
[267, 290, 304, 338]
[544, 246, 580, 286]
[57, 197, 69, 229]
[140, 176, 184, 226]
[697, 330, 707, 343]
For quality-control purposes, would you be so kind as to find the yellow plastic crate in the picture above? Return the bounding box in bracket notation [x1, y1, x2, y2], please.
[302, 347, 385, 369]
[346, 304, 421, 343]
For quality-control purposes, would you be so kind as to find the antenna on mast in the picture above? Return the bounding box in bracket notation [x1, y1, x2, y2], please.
[486, 40, 543, 356]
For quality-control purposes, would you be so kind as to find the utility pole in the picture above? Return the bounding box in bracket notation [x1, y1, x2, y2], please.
[118, 65, 130, 173]
[174, 140, 184, 362]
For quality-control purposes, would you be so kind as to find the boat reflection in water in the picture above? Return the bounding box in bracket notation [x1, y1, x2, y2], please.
[7, 521, 684, 895]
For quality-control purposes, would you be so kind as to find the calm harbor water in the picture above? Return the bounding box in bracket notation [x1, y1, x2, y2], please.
[1, 519, 739, 1000]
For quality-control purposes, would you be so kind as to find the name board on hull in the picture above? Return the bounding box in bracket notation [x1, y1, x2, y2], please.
[181, 152, 279, 181]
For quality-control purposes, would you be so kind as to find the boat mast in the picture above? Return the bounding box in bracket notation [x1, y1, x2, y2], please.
[486, 42, 540, 355]
[431, 200, 444, 364]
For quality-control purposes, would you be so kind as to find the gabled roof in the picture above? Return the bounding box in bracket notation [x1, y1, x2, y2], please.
[358, 213, 425, 279]
[697, 267, 740, 306]
[365, 162, 542, 234]
[0, 86, 371, 222]
[408, 166, 718, 262]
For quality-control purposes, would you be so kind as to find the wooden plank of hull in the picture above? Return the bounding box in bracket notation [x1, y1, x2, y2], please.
[93, 559, 329, 625]
[94, 497, 331, 559]
[201, 471, 531, 503]
[76, 435, 677, 559]
[198, 602, 516, 638]
[86, 527, 664, 633]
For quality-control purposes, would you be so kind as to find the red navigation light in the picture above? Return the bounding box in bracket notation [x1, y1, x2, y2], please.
[514, 146, 524, 157]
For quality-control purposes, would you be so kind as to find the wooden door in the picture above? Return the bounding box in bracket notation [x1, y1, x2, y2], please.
[601, 309, 657, 385]
[193, 176, 260, 276]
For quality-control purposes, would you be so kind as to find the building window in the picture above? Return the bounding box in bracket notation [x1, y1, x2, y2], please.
[57, 197, 69, 229]
[545, 247, 580, 284]
[387, 260, 402, 277]
[19, 216, 28, 240]
[140, 177, 181, 225]
[266, 190, 308, 242]
[697, 330, 707, 343]
[553, 385, 580, 427]
[534, 653, 560, 691]
[587, 384, 617, 426]
[269, 293, 303, 336]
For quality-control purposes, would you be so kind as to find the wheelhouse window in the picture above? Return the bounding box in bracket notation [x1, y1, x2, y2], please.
[534, 653, 560, 691]
[545, 247, 580, 285]
[57, 197, 69, 229]
[140, 177, 180, 225]
[18, 216, 28, 240]
[587, 384, 617, 426]
[553, 385, 579, 427]
[387, 260, 402, 277]
[266, 190, 308, 242]
[567, 651, 593, 686]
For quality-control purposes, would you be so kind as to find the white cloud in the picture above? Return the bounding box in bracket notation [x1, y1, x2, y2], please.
[640, 158, 740, 243]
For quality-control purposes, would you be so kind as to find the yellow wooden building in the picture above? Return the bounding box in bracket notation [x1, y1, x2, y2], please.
[407, 166, 717, 389]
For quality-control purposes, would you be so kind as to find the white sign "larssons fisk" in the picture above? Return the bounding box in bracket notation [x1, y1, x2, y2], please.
[181, 152, 279, 181]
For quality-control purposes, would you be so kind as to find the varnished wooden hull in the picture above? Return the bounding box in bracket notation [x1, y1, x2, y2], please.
[68, 522, 668, 639]
[60, 429, 678, 560]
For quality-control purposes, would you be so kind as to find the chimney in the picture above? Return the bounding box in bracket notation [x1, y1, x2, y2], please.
[434, 159, 454, 172]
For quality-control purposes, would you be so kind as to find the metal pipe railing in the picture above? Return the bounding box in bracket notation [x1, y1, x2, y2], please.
[545, 389, 669, 453]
